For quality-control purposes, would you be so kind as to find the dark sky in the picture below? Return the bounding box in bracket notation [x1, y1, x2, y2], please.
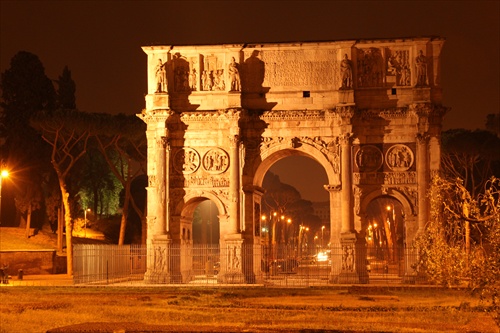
[1, 1, 499, 202]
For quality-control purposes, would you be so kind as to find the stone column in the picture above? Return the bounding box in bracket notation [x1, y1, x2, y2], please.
[164, 137, 171, 234]
[142, 113, 172, 284]
[220, 134, 246, 283]
[416, 133, 430, 231]
[339, 133, 354, 234]
[324, 185, 342, 245]
[228, 134, 240, 235]
[156, 136, 167, 236]
[324, 184, 342, 277]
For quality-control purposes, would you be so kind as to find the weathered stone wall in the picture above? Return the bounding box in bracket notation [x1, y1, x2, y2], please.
[0, 250, 66, 275]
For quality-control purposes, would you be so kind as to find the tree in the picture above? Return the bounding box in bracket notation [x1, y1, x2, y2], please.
[262, 172, 302, 214]
[74, 146, 121, 217]
[93, 113, 146, 244]
[441, 129, 500, 197]
[30, 109, 93, 276]
[485, 113, 499, 137]
[0, 51, 56, 227]
[414, 176, 500, 324]
[56, 66, 76, 110]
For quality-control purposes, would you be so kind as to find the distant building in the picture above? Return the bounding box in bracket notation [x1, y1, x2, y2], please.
[312, 201, 330, 225]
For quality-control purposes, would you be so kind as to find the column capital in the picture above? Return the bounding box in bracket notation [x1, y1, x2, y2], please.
[334, 105, 356, 119]
[415, 133, 430, 144]
[339, 132, 354, 146]
[324, 184, 342, 192]
[229, 134, 240, 147]
[160, 136, 170, 149]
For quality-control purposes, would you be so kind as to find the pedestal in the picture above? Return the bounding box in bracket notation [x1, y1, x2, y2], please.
[220, 235, 246, 284]
[336, 232, 369, 284]
[339, 89, 354, 104]
[227, 91, 241, 108]
[144, 235, 172, 284]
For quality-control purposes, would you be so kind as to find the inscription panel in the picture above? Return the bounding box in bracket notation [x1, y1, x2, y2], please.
[253, 49, 337, 89]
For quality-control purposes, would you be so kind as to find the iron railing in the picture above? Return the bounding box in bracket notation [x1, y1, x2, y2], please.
[73, 243, 423, 286]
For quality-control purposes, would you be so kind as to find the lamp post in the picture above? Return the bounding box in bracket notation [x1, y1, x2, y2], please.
[321, 225, 325, 250]
[0, 169, 8, 225]
[286, 218, 292, 246]
[84, 208, 91, 238]
[270, 212, 278, 247]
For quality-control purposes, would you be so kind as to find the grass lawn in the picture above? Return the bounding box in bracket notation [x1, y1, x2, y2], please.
[0, 227, 498, 332]
[0, 286, 498, 333]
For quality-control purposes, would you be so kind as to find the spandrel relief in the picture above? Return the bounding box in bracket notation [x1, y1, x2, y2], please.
[386, 49, 410, 86]
[173, 148, 200, 174]
[202, 148, 229, 174]
[357, 48, 384, 88]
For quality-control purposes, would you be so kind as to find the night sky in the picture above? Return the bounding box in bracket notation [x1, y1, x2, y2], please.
[1, 1, 499, 202]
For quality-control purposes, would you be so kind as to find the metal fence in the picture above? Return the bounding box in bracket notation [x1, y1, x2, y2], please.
[73, 243, 423, 286]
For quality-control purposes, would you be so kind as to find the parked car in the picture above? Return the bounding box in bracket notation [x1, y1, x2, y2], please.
[266, 258, 298, 274]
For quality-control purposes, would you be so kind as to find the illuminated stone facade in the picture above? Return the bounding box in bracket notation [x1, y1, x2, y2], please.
[138, 37, 448, 284]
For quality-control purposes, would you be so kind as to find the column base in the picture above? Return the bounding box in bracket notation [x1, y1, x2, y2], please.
[144, 270, 172, 284]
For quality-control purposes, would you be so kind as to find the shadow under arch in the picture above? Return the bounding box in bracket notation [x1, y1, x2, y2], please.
[174, 191, 228, 218]
[252, 144, 337, 188]
[360, 188, 415, 218]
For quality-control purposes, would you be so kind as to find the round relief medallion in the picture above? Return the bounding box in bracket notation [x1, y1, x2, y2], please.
[173, 148, 200, 174]
[385, 144, 414, 171]
[202, 148, 229, 174]
[355, 145, 383, 172]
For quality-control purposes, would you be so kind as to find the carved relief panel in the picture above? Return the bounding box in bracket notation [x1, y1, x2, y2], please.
[385, 48, 411, 86]
[171, 147, 231, 189]
[172, 53, 191, 93]
[385, 144, 414, 172]
[353, 143, 416, 185]
[200, 54, 227, 91]
[202, 148, 229, 174]
[356, 48, 385, 88]
[173, 147, 201, 174]
[354, 145, 384, 172]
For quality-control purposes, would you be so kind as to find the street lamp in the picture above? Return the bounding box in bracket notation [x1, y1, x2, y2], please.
[0, 169, 9, 225]
[84, 208, 91, 238]
[286, 218, 292, 246]
[321, 226, 325, 249]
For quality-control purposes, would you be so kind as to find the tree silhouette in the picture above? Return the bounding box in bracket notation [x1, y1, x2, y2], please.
[31, 109, 93, 275]
[56, 66, 76, 110]
[441, 129, 500, 197]
[93, 113, 146, 244]
[0, 51, 56, 227]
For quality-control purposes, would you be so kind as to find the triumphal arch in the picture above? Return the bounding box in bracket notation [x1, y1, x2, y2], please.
[138, 37, 448, 284]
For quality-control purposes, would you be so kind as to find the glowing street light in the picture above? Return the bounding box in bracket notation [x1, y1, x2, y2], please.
[84, 208, 91, 238]
[321, 226, 325, 249]
[0, 169, 9, 225]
